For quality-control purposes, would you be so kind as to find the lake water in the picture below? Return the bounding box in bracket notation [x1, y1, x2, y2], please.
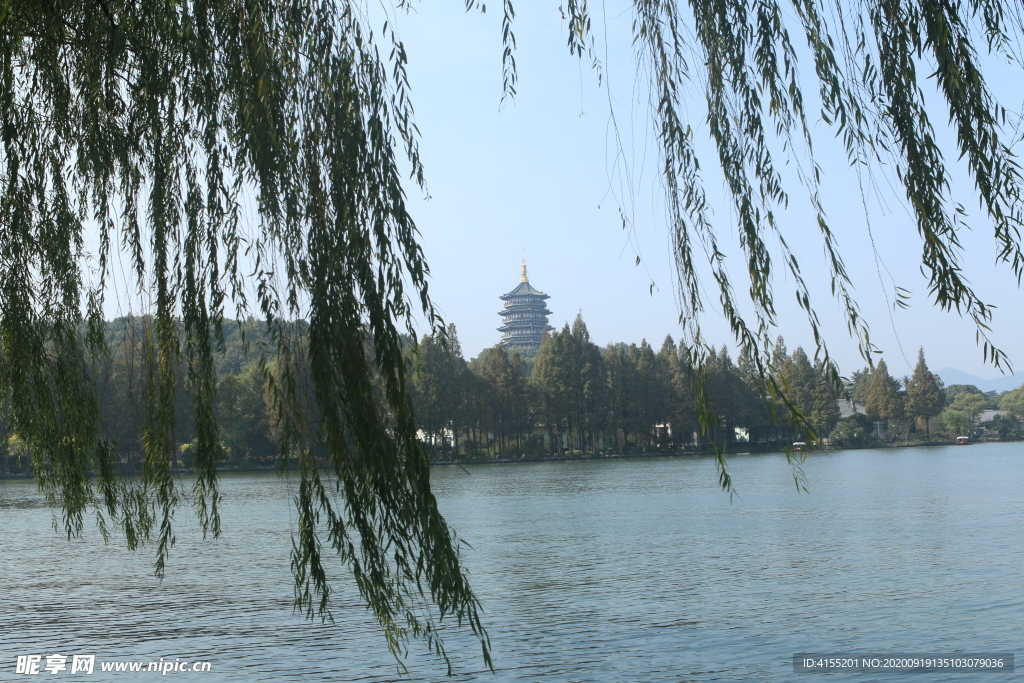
[1, 445, 1021, 681]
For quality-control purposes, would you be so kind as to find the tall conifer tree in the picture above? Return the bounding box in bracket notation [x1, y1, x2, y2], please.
[905, 348, 945, 439]
[866, 360, 903, 425]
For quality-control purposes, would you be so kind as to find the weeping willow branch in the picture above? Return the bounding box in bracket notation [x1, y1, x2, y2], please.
[569, 0, 1022, 474]
[0, 0, 487, 671]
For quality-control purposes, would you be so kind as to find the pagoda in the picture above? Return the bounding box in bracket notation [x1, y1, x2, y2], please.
[497, 258, 552, 350]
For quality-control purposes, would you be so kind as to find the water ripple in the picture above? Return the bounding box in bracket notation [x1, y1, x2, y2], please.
[2, 446, 1022, 681]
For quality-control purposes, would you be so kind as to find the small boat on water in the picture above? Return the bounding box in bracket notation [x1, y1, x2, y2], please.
[793, 441, 807, 451]
[956, 436, 972, 445]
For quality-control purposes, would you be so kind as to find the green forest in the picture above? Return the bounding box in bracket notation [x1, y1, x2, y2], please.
[410, 316, 1024, 461]
[3, 316, 1022, 474]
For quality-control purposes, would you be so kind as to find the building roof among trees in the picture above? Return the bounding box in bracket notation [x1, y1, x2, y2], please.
[837, 399, 867, 419]
[978, 409, 1007, 424]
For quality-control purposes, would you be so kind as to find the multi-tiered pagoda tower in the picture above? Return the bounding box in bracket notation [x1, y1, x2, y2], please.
[497, 258, 552, 350]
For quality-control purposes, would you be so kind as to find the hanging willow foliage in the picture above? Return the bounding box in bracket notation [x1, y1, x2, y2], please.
[566, 0, 1023, 482]
[0, 0, 486, 671]
[1, 0, 1022, 672]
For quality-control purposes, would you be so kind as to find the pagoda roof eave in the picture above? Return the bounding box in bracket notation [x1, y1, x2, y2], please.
[500, 281, 549, 299]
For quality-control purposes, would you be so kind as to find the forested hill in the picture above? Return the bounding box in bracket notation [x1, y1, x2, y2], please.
[95, 317, 288, 376]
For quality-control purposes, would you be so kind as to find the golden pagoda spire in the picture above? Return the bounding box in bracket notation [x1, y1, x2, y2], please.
[520, 250, 528, 282]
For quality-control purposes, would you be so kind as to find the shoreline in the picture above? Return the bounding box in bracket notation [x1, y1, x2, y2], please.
[2, 439, 1019, 480]
[429, 439, 996, 466]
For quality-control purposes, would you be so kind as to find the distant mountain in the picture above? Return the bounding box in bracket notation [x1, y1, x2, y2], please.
[936, 367, 1024, 393]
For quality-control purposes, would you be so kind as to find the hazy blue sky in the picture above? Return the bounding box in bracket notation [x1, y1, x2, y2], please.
[384, 1, 1023, 381]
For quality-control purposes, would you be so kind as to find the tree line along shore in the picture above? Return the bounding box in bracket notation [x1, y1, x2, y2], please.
[2, 316, 1022, 475]
[411, 316, 1023, 462]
